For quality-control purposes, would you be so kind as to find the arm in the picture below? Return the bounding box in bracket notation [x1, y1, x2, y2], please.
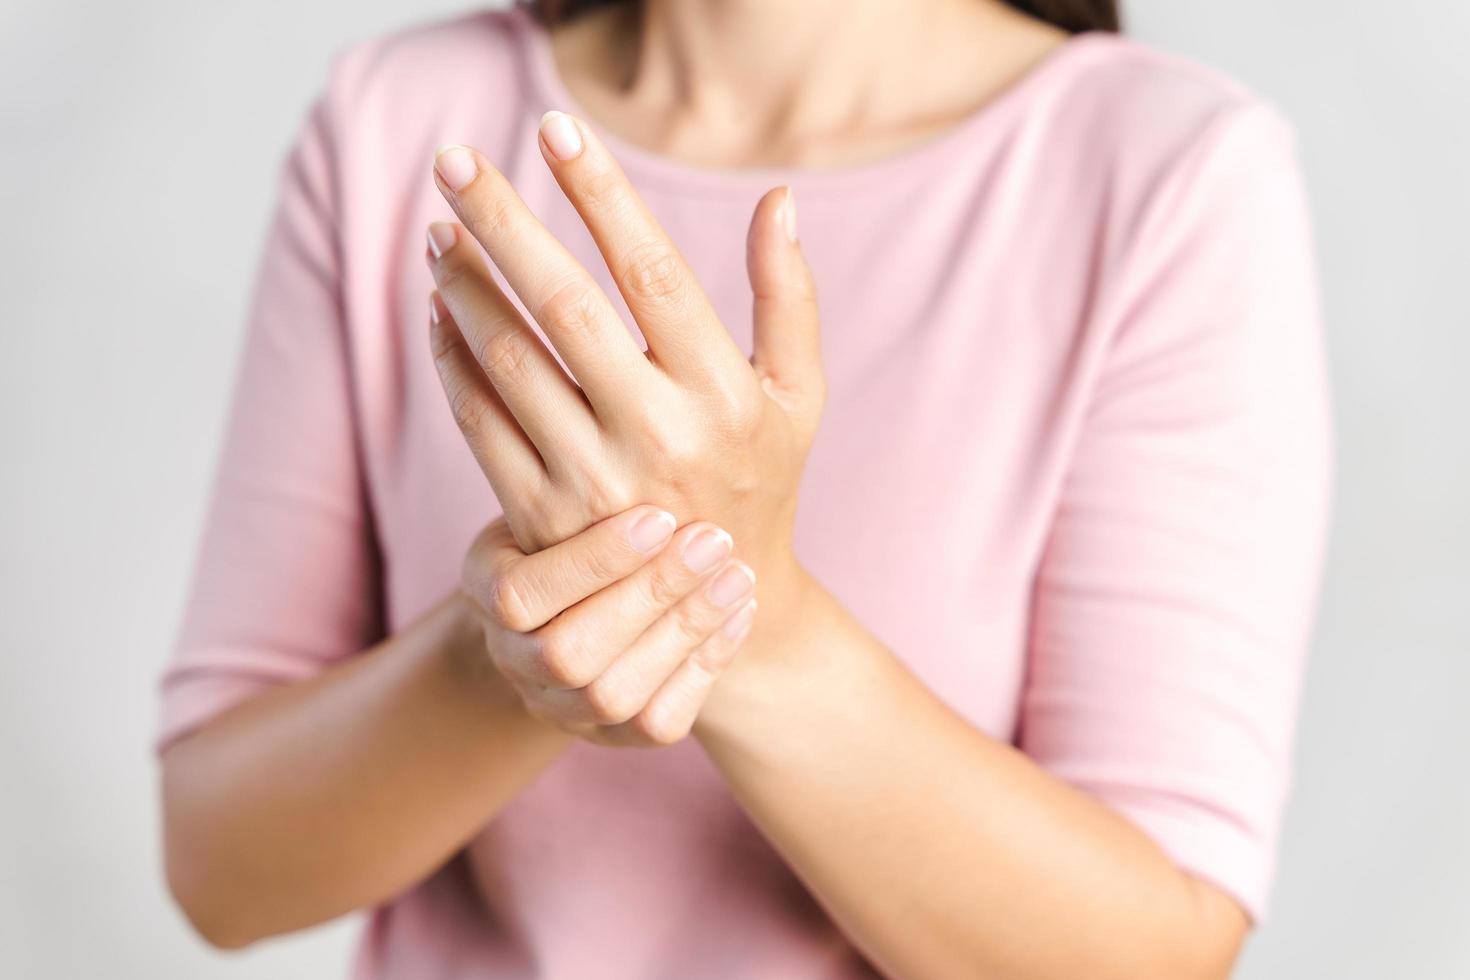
[164, 93, 761, 946]
[427, 107, 1326, 979]
[162, 589, 562, 949]
[688, 106, 1328, 980]
[694, 586, 1249, 980]
[165, 505, 757, 947]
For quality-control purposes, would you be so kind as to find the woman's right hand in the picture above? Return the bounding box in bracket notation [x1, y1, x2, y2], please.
[461, 505, 758, 747]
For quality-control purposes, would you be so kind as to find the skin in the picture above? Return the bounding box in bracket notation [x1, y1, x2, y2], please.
[163, 507, 756, 945]
[163, 1, 1251, 976]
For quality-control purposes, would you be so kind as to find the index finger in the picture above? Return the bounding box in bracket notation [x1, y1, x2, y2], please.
[466, 505, 677, 634]
[535, 111, 750, 381]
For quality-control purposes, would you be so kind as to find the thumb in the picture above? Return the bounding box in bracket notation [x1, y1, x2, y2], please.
[747, 186, 823, 414]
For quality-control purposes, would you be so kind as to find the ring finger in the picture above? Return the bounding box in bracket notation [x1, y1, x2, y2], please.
[539, 558, 756, 727]
[426, 222, 598, 466]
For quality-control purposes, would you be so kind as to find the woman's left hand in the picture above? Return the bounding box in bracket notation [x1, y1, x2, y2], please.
[424, 112, 824, 607]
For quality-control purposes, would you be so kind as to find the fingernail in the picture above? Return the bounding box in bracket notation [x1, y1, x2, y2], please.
[434, 145, 478, 192]
[708, 562, 755, 608]
[426, 222, 457, 259]
[629, 509, 676, 553]
[779, 187, 798, 242]
[722, 599, 757, 641]
[429, 292, 448, 326]
[539, 111, 584, 161]
[682, 528, 732, 575]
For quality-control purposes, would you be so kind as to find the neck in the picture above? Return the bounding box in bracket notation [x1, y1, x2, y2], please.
[552, 0, 1067, 168]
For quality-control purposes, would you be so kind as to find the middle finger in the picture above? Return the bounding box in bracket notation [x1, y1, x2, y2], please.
[535, 111, 751, 383]
[427, 226, 595, 469]
[433, 144, 656, 419]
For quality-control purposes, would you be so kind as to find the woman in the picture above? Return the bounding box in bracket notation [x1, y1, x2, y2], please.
[158, 0, 1331, 977]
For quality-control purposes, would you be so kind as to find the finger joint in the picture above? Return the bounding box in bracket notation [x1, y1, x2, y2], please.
[536, 280, 607, 347]
[619, 244, 688, 312]
[537, 625, 597, 689]
[485, 570, 537, 633]
[584, 676, 638, 726]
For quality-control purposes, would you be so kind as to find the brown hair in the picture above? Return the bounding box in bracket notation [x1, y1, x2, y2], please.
[527, 0, 1121, 34]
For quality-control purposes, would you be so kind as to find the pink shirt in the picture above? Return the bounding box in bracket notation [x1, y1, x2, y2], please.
[160, 8, 1331, 977]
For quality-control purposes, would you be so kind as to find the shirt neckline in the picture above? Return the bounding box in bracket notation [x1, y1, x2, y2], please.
[511, 5, 1115, 200]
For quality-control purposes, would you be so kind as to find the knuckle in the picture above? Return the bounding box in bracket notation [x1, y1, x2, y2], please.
[579, 167, 628, 212]
[690, 632, 739, 674]
[445, 380, 488, 440]
[632, 707, 687, 746]
[557, 465, 634, 522]
[584, 474, 635, 518]
[536, 281, 603, 342]
[484, 569, 536, 633]
[666, 601, 713, 647]
[428, 317, 461, 360]
[642, 416, 705, 469]
[432, 253, 470, 293]
[468, 193, 518, 241]
[584, 676, 638, 726]
[475, 328, 533, 385]
[708, 379, 762, 436]
[537, 625, 596, 689]
[619, 244, 687, 309]
[523, 496, 585, 551]
[463, 521, 513, 577]
[643, 565, 688, 610]
[568, 538, 621, 587]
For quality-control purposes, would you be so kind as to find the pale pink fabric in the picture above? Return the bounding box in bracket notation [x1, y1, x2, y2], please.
[159, 8, 1331, 977]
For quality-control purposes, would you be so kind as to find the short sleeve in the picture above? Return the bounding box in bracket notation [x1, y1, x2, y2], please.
[1019, 105, 1332, 921]
[156, 94, 382, 751]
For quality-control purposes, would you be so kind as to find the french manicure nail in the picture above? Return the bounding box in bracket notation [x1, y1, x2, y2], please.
[429, 292, 447, 326]
[539, 111, 584, 161]
[434, 145, 478, 192]
[708, 563, 755, 608]
[426, 222, 457, 259]
[682, 529, 733, 575]
[629, 509, 676, 553]
[722, 599, 757, 641]
[779, 187, 798, 242]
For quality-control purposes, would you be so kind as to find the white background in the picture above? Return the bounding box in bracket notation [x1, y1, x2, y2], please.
[2, 1, 1466, 977]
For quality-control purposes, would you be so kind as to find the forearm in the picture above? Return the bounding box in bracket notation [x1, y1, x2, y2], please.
[161, 592, 570, 948]
[695, 581, 1247, 980]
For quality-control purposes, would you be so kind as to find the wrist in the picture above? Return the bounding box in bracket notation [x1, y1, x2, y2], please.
[692, 564, 828, 746]
[751, 547, 813, 632]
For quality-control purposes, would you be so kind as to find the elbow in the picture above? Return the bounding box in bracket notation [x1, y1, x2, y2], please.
[164, 819, 262, 951]
[1166, 950, 1241, 980]
[1068, 925, 1239, 980]
[1161, 951, 1237, 980]
[1155, 879, 1251, 980]
[1184, 939, 1247, 980]
[161, 750, 262, 951]
[165, 846, 258, 950]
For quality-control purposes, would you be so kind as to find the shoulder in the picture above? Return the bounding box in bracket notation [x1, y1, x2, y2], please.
[1044, 33, 1296, 158]
[1021, 35, 1308, 269]
[311, 8, 542, 152]
[284, 5, 553, 231]
[326, 7, 529, 102]
[1019, 33, 1303, 229]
